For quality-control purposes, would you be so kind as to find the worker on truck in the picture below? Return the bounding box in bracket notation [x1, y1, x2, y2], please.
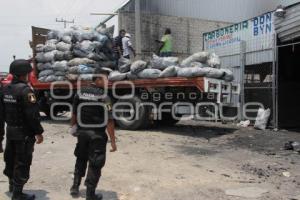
[0, 59, 44, 200]
[70, 68, 117, 200]
[156, 28, 173, 57]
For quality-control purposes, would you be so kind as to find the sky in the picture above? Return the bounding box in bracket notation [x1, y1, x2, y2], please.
[0, 0, 127, 72]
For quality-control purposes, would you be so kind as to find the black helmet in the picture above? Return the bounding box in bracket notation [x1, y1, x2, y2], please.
[9, 59, 32, 76]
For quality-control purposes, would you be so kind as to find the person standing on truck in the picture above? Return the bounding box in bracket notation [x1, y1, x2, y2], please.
[70, 68, 117, 200]
[114, 29, 126, 60]
[0, 59, 44, 200]
[122, 33, 136, 59]
[0, 81, 4, 154]
[156, 28, 173, 57]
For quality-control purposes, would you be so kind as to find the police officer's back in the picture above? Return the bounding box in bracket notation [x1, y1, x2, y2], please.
[0, 59, 44, 200]
[70, 68, 117, 200]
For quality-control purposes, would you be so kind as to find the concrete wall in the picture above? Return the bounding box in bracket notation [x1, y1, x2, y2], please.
[119, 11, 231, 58]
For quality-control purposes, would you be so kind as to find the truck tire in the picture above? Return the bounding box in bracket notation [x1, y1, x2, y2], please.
[159, 113, 180, 126]
[115, 96, 151, 130]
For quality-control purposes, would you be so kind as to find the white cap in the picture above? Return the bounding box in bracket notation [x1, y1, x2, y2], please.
[125, 33, 131, 38]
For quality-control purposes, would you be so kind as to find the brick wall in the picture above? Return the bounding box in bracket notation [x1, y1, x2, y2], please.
[119, 12, 231, 58]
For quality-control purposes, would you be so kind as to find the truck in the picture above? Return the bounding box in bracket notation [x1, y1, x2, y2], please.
[1, 26, 240, 130]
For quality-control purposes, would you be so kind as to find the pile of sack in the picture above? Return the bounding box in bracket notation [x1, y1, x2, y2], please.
[35, 26, 116, 82]
[108, 52, 234, 82]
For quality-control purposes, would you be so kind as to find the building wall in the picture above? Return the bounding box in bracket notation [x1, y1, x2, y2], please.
[119, 11, 231, 58]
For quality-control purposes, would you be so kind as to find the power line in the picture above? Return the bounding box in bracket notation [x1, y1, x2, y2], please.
[55, 18, 75, 28]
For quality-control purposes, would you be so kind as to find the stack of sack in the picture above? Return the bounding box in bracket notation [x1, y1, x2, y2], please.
[108, 52, 234, 82]
[35, 25, 116, 82]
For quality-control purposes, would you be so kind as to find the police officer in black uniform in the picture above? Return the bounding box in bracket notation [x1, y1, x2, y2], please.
[70, 68, 117, 200]
[0, 59, 44, 200]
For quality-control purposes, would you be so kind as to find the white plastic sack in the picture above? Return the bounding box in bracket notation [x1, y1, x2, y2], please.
[62, 35, 72, 44]
[45, 75, 56, 82]
[254, 108, 271, 130]
[37, 63, 52, 71]
[56, 42, 72, 52]
[151, 54, 179, 70]
[54, 51, 65, 61]
[181, 52, 210, 67]
[56, 76, 66, 81]
[54, 71, 66, 76]
[39, 70, 54, 78]
[137, 69, 161, 79]
[108, 71, 127, 81]
[43, 43, 56, 52]
[206, 68, 225, 79]
[67, 74, 79, 81]
[68, 58, 96, 66]
[52, 61, 68, 72]
[35, 44, 44, 53]
[63, 51, 73, 60]
[68, 66, 79, 74]
[159, 66, 178, 78]
[189, 62, 208, 68]
[131, 60, 147, 74]
[46, 39, 58, 45]
[207, 53, 221, 68]
[47, 30, 63, 40]
[221, 68, 234, 81]
[35, 53, 45, 63]
[78, 65, 95, 74]
[177, 67, 210, 78]
[44, 51, 56, 62]
[118, 57, 131, 73]
[126, 72, 138, 80]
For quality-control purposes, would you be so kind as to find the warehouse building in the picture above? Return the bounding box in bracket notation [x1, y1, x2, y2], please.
[117, 0, 283, 58]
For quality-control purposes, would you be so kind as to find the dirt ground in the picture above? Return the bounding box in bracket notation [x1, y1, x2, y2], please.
[0, 120, 300, 200]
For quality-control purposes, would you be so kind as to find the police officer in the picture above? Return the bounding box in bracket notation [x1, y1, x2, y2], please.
[70, 68, 117, 200]
[0, 59, 44, 200]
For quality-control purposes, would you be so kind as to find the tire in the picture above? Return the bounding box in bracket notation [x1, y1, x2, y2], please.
[159, 113, 180, 126]
[115, 96, 151, 130]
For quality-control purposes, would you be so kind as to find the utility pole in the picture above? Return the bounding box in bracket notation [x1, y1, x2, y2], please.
[135, 0, 141, 58]
[55, 18, 75, 28]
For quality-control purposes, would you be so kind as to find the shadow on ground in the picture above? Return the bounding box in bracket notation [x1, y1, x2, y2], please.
[5, 190, 49, 200]
[79, 189, 119, 200]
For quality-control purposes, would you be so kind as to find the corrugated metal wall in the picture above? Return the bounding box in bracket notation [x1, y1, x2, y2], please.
[121, 0, 281, 22]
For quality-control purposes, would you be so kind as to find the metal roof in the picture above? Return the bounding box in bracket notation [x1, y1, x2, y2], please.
[120, 0, 282, 23]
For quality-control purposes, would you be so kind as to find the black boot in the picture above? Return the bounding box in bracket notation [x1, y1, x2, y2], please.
[86, 187, 103, 200]
[70, 175, 82, 196]
[9, 179, 13, 193]
[12, 186, 35, 200]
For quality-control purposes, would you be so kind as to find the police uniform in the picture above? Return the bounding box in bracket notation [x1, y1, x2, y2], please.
[71, 83, 113, 200]
[0, 59, 44, 200]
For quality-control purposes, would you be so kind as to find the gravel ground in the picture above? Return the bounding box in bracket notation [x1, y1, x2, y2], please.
[0, 120, 299, 200]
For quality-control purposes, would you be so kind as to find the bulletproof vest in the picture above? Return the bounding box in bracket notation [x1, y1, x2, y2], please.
[77, 86, 107, 132]
[2, 82, 28, 140]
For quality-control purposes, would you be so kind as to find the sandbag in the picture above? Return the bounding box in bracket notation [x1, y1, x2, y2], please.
[126, 72, 138, 80]
[76, 40, 95, 52]
[73, 49, 88, 58]
[47, 30, 63, 40]
[189, 62, 208, 68]
[118, 57, 131, 73]
[62, 35, 72, 44]
[53, 61, 68, 72]
[151, 54, 179, 70]
[68, 58, 96, 66]
[98, 61, 117, 70]
[108, 71, 127, 81]
[63, 51, 73, 60]
[96, 26, 115, 38]
[43, 51, 56, 62]
[35, 44, 44, 53]
[38, 76, 47, 82]
[131, 60, 147, 74]
[56, 76, 66, 81]
[137, 69, 161, 79]
[43, 43, 56, 52]
[39, 69, 54, 78]
[68, 66, 79, 74]
[46, 39, 59, 45]
[221, 68, 234, 81]
[35, 53, 45, 63]
[87, 52, 108, 61]
[56, 42, 72, 52]
[207, 53, 221, 68]
[181, 52, 210, 67]
[37, 63, 52, 71]
[206, 68, 225, 79]
[78, 65, 95, 74]
[159, 66, 178, 78]
[66, 74, 79, 81]
[94, 32, 108, 44]
[79, 32, 95, 42]
[54, 51, 65, 61]
[79, 74, 93, 81]
[254, 108, 271, 130]
[54, 71, 66, 76]
[45, 75, 56, 82]
[177, 67, 209, 78]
